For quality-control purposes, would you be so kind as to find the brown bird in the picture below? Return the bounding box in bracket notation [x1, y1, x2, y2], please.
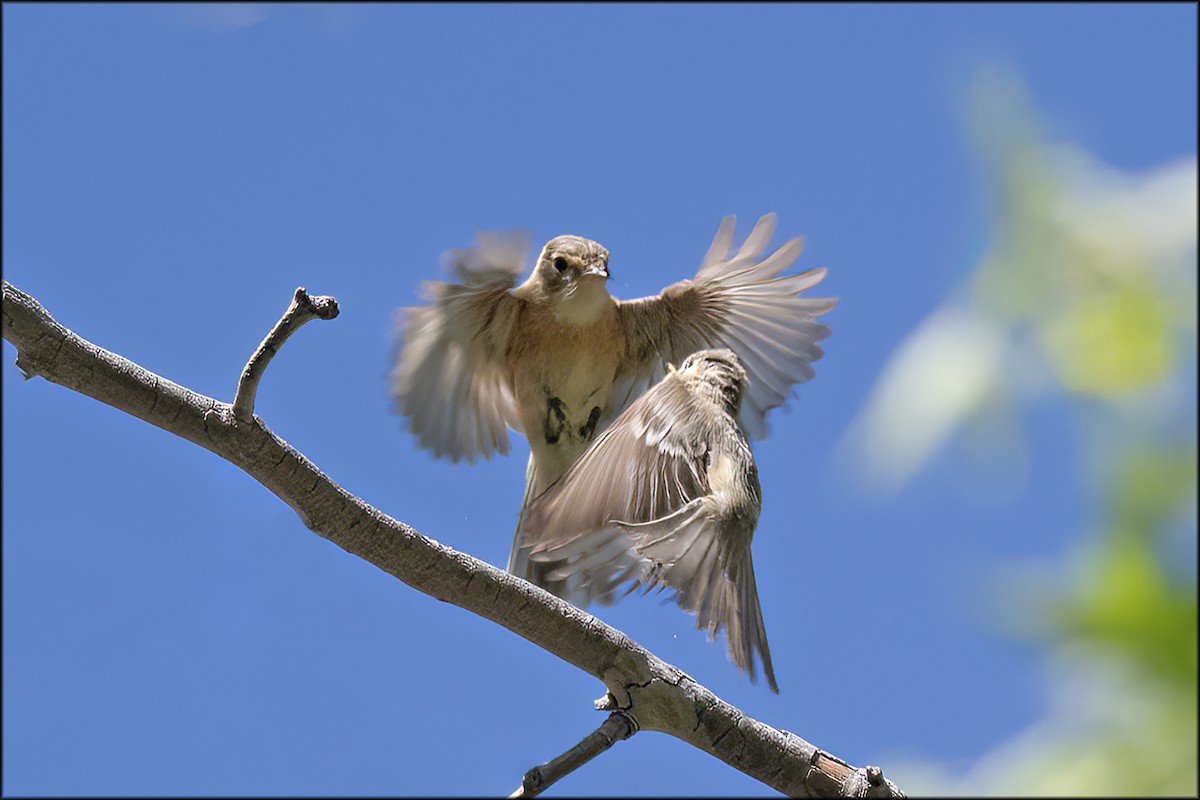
[523, 349, 777, 691]
[391, 214, 835, 592]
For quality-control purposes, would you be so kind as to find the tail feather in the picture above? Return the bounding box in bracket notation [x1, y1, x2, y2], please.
[616, 502, 778, 693]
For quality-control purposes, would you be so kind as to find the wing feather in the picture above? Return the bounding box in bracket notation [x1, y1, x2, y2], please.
[517, 371, 711, 603]
[615, 215, 836, 438]
[391, 231, 526, 462]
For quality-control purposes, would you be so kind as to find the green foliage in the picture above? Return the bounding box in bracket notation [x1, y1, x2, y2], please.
[876, 67, 1197, 796]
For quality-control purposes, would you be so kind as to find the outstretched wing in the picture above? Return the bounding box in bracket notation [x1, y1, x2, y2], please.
[391, 231, 527, 462]
[614, 214, 836, 439]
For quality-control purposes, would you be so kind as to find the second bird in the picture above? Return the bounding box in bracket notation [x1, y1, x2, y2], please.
[523, 348, 778, 691]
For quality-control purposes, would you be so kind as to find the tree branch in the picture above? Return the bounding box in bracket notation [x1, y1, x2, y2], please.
[233, 286, 339, 422]
[2, 279, 904, 798]
[511, 710, 638, 798]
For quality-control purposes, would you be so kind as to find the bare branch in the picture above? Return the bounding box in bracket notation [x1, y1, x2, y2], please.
[510, 711, 637, 798]
[233, 286, 339, 422]
[2, 279, 905, 798]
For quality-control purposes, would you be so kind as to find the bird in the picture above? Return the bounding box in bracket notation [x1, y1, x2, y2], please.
[522, 348, 777, 691]
[391, 213, 835, 595]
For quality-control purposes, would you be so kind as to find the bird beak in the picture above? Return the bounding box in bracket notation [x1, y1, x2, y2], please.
[581, 262, 609, 280]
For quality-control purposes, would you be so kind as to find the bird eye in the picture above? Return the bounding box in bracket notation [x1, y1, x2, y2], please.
[553, 256, 568, 273]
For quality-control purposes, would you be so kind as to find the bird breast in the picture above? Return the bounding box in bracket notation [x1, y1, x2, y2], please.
[507, 301, 623, 487]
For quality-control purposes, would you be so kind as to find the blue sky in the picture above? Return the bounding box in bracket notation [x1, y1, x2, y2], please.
[3, 3, 1195, 796]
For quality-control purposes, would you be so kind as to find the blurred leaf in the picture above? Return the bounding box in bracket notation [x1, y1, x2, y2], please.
[843, 65, 1196, 497]
[1057, 536, 1197, 687]
[1112, 446, 1199, 541]
[1040, 284, 1173, 394]
[857, 65, 1198, 796]
[835, 303, 1011, 495]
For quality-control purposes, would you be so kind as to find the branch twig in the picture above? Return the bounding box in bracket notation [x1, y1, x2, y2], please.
[2, 279, 904, 798]
[233, 286, 339, 422]
[510, 711, 637, 798]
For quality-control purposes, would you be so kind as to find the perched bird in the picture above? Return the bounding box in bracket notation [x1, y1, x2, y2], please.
[523, 349, 777, 691]
[391, 214, 835, 591]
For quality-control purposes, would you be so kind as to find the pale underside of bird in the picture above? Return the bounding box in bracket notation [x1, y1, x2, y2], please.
[522, 348, 777, 691]
[391, 213, 835, 602]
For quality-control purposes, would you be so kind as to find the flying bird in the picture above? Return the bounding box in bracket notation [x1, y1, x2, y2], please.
[522, 349, 777, 691]
[391, 214, 835, 591]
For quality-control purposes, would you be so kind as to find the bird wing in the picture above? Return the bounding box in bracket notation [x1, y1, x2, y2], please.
[613, 213, 837, 438]
[610, 502, 776, 692]
[521, 371, 778, 690]
[520, 369, 705, 556]
[391, 231, 526, 462]
[518, 369, 710, 599]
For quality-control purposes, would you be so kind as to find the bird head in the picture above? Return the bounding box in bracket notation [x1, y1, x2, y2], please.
[534, 235, 610, 292]
[679, 349, 749, 413]
[532, 235, 612, 322]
